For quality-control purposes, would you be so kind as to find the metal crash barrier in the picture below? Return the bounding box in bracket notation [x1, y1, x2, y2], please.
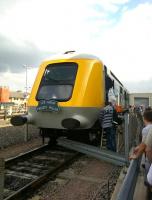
[116, 112, 143, 200]
[57, 137, 126, 166]
[116, 157, 141, 200]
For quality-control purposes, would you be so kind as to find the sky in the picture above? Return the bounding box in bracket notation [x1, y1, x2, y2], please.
[0, 0, 152, 92]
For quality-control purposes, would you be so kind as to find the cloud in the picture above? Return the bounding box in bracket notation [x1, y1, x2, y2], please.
[0, 0, 19, 14]
[0, 34, 52, 73]
[0, 0, 152, 92]
[0, 68, 38, 91]
[0, 0, 123, 53]
[90, 2, 152, 84]
[89, 0, 130, 13]
[125, 78, 152, 93]
[0, 0, 89, 51]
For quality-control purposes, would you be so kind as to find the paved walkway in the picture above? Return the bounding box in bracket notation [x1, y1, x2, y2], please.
[133, 169, 147, 200]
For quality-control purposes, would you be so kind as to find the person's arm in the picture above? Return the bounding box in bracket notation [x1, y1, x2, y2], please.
[130, 128, 152, 160]
[129, 142, 146, 159]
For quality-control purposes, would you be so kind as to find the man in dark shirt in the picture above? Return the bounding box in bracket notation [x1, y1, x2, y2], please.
[99, 102, 118, 152]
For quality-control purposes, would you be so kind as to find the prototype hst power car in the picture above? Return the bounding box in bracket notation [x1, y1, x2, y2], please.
[11, 51, 129, 143]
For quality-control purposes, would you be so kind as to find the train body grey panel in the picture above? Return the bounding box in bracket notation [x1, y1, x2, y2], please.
[28, 106, 100, 129]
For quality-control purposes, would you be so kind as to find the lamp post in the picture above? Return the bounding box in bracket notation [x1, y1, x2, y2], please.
[23, 65, 31, 99]
[23, 65, 32, 142]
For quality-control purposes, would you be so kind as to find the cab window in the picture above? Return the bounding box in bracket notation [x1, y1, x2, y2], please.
[36, 62, 78, 101]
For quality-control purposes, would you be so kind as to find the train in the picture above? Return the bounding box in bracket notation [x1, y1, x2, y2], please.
[11, 51, 129, 144]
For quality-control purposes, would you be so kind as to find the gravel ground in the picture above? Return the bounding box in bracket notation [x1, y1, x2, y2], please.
[30, 156, 121, 200]
[0, 119, 10, 127]
[0, 137, 45, 159]
[0, 120, 121, 200]
[0, 119, 40, 148]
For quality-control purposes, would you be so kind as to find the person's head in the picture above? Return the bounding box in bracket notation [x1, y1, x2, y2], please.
[143, 110, 152, 125]
[105, 101, 112, 106]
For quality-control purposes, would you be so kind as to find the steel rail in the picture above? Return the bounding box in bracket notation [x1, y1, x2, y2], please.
[4, 145, 80, 200]
[5, 144, 49, 166]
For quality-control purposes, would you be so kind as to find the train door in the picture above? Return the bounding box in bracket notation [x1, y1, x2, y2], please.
[114, 81, 120, 106]
[119, 87, 123, 106]
[104, 66, 114, 104]
[124, 91, 129, 108]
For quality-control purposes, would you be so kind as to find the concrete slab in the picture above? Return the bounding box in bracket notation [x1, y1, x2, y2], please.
[133, 171, 147, 200]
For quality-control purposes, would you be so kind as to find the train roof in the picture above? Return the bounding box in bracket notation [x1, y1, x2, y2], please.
[43, 51, 129, 93]
[45, 51, 100, 61]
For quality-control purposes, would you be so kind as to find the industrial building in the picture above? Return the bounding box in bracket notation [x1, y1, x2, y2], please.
[9, 91, 27, 105]
[129, 93, 152, 108]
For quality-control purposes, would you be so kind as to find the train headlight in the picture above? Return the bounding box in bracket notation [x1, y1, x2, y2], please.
[62, 118, 80, 129]
[10, 115, 27, 126]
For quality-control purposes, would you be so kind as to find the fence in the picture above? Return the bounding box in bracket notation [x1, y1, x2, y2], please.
[0, 107, 26, 120]
[0, 125, 40, 148]
[116, 111, 143, 200]
[115, 111, 143, 157]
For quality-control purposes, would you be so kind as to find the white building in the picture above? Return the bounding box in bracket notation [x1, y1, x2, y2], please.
[129, 93, 152, 108]
[9, 91, 27, 106]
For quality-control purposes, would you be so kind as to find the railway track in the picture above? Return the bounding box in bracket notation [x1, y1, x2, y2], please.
[4, 144, 79, 200]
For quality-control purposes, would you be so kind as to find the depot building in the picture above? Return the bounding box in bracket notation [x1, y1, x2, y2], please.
[129, 93, 152, 108]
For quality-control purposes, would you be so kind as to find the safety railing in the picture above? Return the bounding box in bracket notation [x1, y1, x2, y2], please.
[116, 157, 141, 200]
[116, 111, 143, 200]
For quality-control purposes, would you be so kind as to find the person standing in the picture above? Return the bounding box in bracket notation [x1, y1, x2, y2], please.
[99, 101, 118, 152]
[129, 111, 152, 188]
